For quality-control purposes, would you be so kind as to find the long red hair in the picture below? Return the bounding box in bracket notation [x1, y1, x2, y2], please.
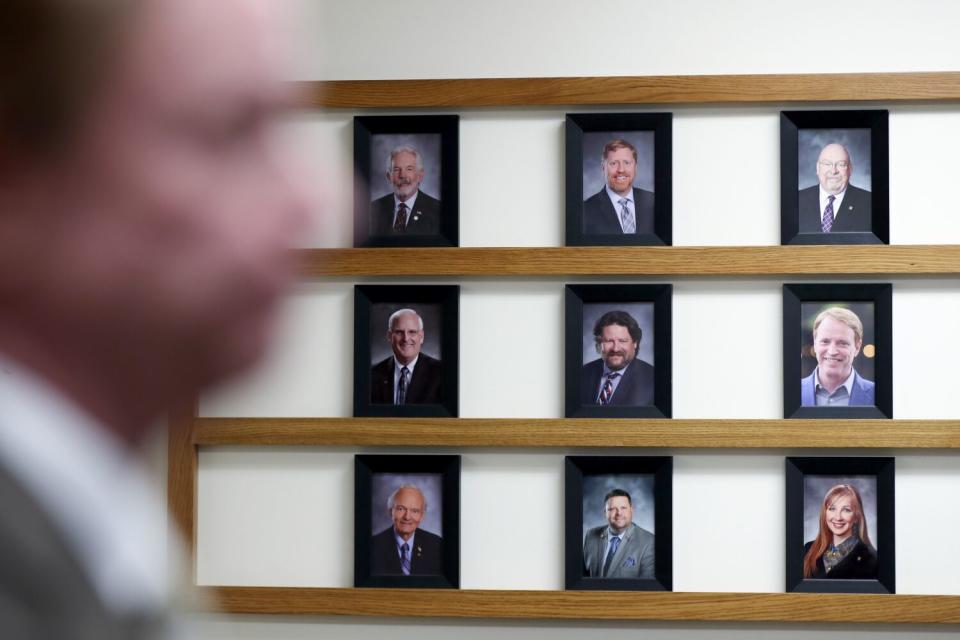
[802, 484, 871, 578]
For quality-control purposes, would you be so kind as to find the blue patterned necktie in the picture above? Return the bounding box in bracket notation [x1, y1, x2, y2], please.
[396, 366, 409, 405]
[618, 198, 636, 234]
[400, 542, 411, 575]
[598, 372, 620, 405]
[822, 195, 835, 233]
[602, 535, 621, 576]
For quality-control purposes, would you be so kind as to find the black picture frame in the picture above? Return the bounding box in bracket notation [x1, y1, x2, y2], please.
[785, 456, 895, 594]
[354, 454, 460, 589]
[354, 115, 459, 247]
[780, 110, 889, 245]
[565, 456, 672, 591]
[354, 285, 459, 417]
[565, 284, 672, 418]
[565, 113, 672, 246]
[783, 283, 892, 419]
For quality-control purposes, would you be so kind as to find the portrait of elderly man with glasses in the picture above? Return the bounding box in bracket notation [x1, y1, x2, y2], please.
[798, 142, 872, 235]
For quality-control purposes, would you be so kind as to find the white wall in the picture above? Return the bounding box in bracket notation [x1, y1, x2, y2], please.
[190, 1, 960, 637]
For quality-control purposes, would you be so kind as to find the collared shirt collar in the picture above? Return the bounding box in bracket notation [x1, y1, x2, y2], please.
[815, 365, 856, 397]
[0, 354, 175, 617]
[818, 186, 847, 222]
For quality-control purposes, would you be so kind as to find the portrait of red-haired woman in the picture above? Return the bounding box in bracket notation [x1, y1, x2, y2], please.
[802, 483, 878, 579]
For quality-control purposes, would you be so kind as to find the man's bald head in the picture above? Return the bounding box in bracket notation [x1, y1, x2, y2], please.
[815, 143, 853, 196]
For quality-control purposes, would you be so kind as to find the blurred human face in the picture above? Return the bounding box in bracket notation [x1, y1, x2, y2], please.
[391, 487, 425, 540]
[388, 312, 424, 365]
[815, 143, 852, 195]
[604, 495, 633, 535]
[15, 0, 310, 419]
[826, 494, 856, 542]
[814, 316, 861, 383]
[388, 150, 424, 201]
[599, 324, 638, 372]
[602, 147, 636, 197]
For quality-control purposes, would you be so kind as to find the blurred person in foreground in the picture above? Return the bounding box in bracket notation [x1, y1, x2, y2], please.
[0, 0, 310, 637]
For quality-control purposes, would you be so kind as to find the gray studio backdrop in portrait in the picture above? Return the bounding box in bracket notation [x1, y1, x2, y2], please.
[370, 302, 442, 365]
[370, 133, 442, 200]
[802, 474, 878, 548]
[581, 130, 655, 196]
[582, 474, 656, 538]
[797, 128, 872, 191]
[582, 302, 654, 365]
[371, 472, 443, 536]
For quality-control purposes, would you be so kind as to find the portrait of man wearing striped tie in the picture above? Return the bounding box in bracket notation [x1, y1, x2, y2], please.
[370, 483, 443, 576]
[582, 138, 655, 237]
[798, 141, 872, 235]
[370, 308, 443, 405]
[580, 309, 655, 407]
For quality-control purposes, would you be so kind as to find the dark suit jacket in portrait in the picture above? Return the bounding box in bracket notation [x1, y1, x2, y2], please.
[580, 358, 655, 407]
[802, 539, 878, 580]
[370, 190, 441, 236]
[798, 184, 872, 234]
[371, 526, 443, 576]
[582, 187, 654, 236]
[370, 353, 443, 405]
[583, 522, 655, 578]
[800, 369, 875, 407]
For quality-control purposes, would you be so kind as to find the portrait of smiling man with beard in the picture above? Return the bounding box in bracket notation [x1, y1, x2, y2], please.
[582, 138, 655, 237]
[580, 309, 655, 407]
[369, 141, 441, 237]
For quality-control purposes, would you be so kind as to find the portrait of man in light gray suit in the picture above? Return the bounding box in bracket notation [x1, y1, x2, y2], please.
[582, 488, 655, 578]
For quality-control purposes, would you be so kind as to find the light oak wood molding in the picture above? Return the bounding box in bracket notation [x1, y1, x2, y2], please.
[297, 245, 960, 277]
[304, 72, 960, 108]
[202, 587, 960, 623]
[192, 417, 960, 449]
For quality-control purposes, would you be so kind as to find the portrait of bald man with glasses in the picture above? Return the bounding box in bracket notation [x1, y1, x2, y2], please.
[798, 142, 872, 235]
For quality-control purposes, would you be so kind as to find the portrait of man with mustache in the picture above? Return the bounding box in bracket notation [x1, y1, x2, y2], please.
[580, 309, 655, 407]
[370, 144, 441, 236]
[582, 138, 655, 236]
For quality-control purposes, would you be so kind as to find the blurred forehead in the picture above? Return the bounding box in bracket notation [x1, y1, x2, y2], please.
[606, 496, 630, 507]
[117, 0, 292, 109]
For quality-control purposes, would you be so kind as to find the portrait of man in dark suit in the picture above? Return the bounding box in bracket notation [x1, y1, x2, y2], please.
[582, 138, 654, 236]
[371, 484, 443, 576]
[371, 308, 442, 405]
[798, 142, 872, 234]
[370, 143, 441, 237]
[580, 309, 654, 407]
[582, 488, 655, 578]
[800, 306, 875, 407]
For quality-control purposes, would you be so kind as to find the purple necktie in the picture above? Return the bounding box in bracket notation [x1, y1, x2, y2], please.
[400, 542, 411, 575]
[821, 195, 835, 233]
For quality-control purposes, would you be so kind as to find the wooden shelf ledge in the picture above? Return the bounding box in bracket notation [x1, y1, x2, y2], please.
[192, 418, 960, 449]
[297, 245, 960, 277]
[202, 587, 960, 624]
[303, 72, 960, 108]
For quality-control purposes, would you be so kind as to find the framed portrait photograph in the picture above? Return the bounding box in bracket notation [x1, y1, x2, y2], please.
[565, 113, 672, 246]
[783, 283, 892, 419]
[786, 456, 894, 594]
[354, 285, 458, 417]
[354, 454, 460, 589]
[354, 115, 459, 247]
[565, 284, 672, 418]
[565, 456, 672, 591]
[780, 110, 889, 245]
